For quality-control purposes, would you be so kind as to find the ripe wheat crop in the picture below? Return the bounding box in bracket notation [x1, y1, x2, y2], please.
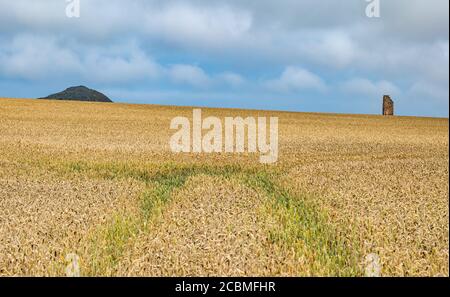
[0, 98, 448, 276]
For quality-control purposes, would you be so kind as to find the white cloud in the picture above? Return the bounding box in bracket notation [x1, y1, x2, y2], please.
[0, 0, 253, 47]
[297, 31, 358, 69]
[340, 78, 401, 97]
[83, 46, 161, 83]
[168, 64, 211, 87]
[408, 81, 449, 103]
[143, 2, 253, 48]
[0, 34, 81, 80]
[267, 66, 326, 92]
[382, 0, 449, 42]
[0, 34, 161, 83]
[0, 33, 247, 89]
[167, 67, 246, 88]
[217, 72, 245, 87]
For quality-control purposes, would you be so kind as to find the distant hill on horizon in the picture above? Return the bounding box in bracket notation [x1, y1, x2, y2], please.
[39, 86, 113, 103]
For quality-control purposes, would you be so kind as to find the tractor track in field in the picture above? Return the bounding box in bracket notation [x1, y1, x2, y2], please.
[117, 174, 297, 276]
[6, 160, 360, 276]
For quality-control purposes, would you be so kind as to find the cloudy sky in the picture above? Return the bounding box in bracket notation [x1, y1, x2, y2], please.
[0, 0, 448, 117]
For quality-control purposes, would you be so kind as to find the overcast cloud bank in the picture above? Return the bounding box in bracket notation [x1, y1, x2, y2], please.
[0, 0, 448, 116]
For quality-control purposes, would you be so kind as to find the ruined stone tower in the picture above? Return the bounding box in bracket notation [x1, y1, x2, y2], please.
[383, 95, 394, 116]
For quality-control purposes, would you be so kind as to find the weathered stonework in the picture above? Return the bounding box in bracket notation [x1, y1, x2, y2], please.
[383, 95, 394, 116]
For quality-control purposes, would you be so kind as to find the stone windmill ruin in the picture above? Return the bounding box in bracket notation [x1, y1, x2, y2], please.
[382, 95, 394, 116]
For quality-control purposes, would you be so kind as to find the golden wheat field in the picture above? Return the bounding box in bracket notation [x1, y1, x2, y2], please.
[0, 98, 448, 276]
